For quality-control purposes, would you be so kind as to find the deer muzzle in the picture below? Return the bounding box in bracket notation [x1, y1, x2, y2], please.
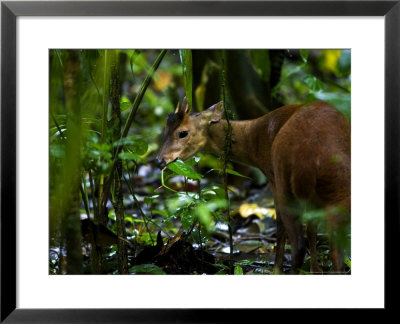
[155, 158, 167, 169]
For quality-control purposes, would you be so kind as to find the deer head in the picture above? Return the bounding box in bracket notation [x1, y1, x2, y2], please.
[156, 98, 223, 168]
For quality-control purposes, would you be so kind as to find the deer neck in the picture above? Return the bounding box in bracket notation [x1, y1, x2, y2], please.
[204, 106, 299, 172]
[204, 120, 257, 166]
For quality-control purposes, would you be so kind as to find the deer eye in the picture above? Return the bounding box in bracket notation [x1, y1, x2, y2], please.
[179, 130, 189, 139]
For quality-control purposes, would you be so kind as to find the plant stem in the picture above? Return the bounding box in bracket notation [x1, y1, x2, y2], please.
[123, 175, 155, 245]
[88, 169, 98, 221]
[101, 49, 167, 210]
[98, 50, 111, 220]
[109, 50, 128, 274]
[80, 179, 91, 219]
[221, 55, 234, 273]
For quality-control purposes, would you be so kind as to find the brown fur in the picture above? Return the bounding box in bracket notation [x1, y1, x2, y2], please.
[157, 100, 351, 273]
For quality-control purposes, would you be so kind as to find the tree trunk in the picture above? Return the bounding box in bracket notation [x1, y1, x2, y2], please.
[62, 50, 83, 274]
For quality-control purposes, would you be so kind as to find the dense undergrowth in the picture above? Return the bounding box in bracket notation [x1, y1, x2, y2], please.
[49, 49, 351, 274]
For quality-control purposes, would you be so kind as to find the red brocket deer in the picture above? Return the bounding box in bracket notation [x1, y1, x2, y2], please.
[156, 98, 351, 273]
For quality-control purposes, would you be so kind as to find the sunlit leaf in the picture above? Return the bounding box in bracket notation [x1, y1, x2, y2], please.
[120, 96, 131, 111]
[108, 210, 116, 221]
[239, 203, 276, 220]
[344, 257, 351, 268]
[322, 50, 341, 73]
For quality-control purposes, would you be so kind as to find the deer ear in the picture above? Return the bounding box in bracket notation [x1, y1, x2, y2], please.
[206, 101, 224, 124]
[181, 97, 190, 114]
[174, 102, 180, 113]
[175, 97, 190, 115]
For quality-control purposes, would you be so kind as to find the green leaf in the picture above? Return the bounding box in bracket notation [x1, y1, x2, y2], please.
[234, 265, 244, 275]
[50, 144, 65, 159]
[166, 192, 196, 212]
[144, 195, 159, 206]
[181, 209, 196, 231]
[301, 209, 326, 226]
[108, 210, 116, 221]
[152, 209, 169, 218]
[250, 50, 271, 82]
[299, 49, 309, 63]
[129, 49, 142, 74]
[214, 263, 230, 270]
[195, 204, 213, 232]
[129, 264, 166, 275]
[120, 96, 131, 111]
[130, 139, 148, 155]
[303, 75, 324, 92]
[114, 136, 148, 156]
[213, 168, 251, 179]
[118, 152, 140, 161]
[344, 257, 351, 268]
[167, 159, 202, 180]
[179, 49, 193, 110]
[185, 156, 201, 167]
[313, 91, 351, 121]
[235, 259, 255, 266]
[201, 188, 224, 200]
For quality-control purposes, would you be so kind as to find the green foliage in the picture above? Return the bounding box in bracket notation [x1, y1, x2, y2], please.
[49, 49, 351, 275]
[167, 159, 202, 180]
[234, 265, 244, 275]
[120, 96, 131, 111]
[274, 49, 351, 121]
[299, 49, 309, 63]
[162, 157, 228, 234]
[129, 264, 166, 275]
[250, 50, 271, 82]
[212, 168, 251, 179]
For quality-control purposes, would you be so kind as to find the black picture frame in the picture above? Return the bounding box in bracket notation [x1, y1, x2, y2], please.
[1, 0, 398, 322]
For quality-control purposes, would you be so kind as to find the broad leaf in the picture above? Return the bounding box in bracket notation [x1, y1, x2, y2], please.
[167, 159, 202, 180]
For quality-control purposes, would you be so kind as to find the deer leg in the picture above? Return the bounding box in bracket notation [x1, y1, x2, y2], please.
[307, 223, 321, 273]
[281, 211, 306, 273]
[271, 183, 287, 274]
[273, 211, 286, 274]
[328, 223, 344, 273]
[330, 243, 343, 273]
[327, 206, 349, 274]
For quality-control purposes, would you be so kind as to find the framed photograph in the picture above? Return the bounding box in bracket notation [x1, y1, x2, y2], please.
[1, 0, 398, 321]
